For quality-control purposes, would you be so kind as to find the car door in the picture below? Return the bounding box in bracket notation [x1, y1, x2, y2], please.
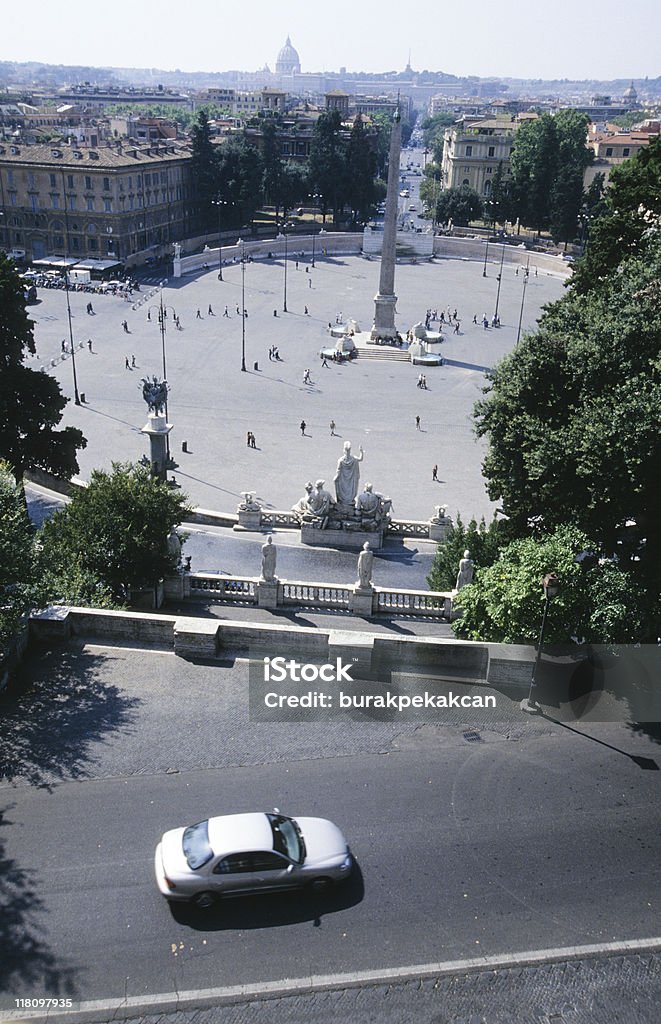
[212, 852, 263, 893]
[250, 851, 299, 891]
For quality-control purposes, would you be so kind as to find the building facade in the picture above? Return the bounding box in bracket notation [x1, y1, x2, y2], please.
[441, 118, 523, 196]
[0, 139, 194, 264]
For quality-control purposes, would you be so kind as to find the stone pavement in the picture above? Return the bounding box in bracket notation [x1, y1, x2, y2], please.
[68, 951, 660, 1024]
[29, 253, 565, 524]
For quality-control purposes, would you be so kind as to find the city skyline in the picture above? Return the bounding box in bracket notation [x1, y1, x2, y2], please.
[1, 0, 660, 84]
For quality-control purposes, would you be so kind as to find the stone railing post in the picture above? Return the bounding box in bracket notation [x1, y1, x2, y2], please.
[428, 505, 454, 542]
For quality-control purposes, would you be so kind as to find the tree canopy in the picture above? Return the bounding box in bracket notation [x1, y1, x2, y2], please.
[435, 184, 483, 226]
[0, 462, 40, 653]
[39, 462, 192, 604]
[0, 253, 86, 484]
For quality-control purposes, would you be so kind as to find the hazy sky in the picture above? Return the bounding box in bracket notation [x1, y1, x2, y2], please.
[2, 0, 659, 81]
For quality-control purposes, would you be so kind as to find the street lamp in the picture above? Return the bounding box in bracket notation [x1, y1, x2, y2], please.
[482, 235, 489, 277]
[211, 198, 230, 281]
[493, 244, 506, 323]
[62, 267, 81, 405]
[521, 572, 561, 715]
[516, 257, 530, 345]
[237, 239, 247, 372]
[309, 192, 321, 267]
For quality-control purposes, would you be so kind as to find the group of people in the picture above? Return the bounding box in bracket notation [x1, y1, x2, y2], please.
[246, 431, 257, 448]
[416, 374, 429, 389]
[268, 346, 282, 361]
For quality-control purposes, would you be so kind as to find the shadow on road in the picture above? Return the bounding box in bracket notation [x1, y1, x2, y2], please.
[0, 644, 142, 790]
[0, 807, 78, 998]
[169, 860, 365, 931]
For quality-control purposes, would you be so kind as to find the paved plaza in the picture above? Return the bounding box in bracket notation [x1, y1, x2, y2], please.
[29, 251, 566, 524]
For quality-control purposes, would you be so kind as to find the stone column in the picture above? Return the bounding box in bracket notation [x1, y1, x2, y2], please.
[141, 412, 173, 482]
[371, 108, 402, 342]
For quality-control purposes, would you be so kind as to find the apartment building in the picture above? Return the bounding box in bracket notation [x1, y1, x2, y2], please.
[440, 117, 528, 196]
[0, 139, 194, 264]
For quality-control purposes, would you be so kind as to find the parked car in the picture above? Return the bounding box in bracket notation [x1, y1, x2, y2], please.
[155, 810, 353, 908]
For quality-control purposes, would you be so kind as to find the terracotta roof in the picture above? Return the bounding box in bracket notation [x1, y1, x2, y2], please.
[0, 141, 191, 167]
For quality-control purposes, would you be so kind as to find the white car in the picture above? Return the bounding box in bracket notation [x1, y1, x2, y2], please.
[155, 811, 353, 908]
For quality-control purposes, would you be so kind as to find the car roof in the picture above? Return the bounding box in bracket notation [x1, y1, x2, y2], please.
[207, 812, 273, 857]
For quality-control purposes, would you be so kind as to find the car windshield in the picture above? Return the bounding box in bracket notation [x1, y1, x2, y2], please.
[268, 813, 304, 864]
[182, 820, 213, 869]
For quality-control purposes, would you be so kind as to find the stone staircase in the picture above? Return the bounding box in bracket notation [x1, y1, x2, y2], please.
[357, 345, 411, 362]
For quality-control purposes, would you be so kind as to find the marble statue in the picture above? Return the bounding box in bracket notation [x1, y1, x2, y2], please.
[140, 376, 168, 415]
[334, 441, 364, 505]
[261, 535, 277, 581]
[456, 550, 474, 591]
[166, 528, 182, 566]
[238, 491, 261, 512]
[356, 542, 374, 589]
[173, 242, 182, 259]
[307, 480, 333, 529]
[291, 482, 314, 518]
[356, 483, 392, 528]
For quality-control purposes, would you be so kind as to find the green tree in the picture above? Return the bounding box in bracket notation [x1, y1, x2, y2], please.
[346, 116, 378, 225]
[278, 161, 309, 221]
[427, 514, 507, 591]
[474, 229, 661, 621]
[571, 136, 661, 293]
[190, 110, 220, 231]
[453, 525, 649, 645]
[435, 184, 483, 226]
[0, 462, 40, 652]
[419, 163, 443, 218]
[39, 462, 193, 604]
[308, 109, 348, 226]
[217, 136, 264, 229]
[0, 253, 86, 485]
[549, 110, 593, 245]
[421, 111, 456, 164]
[261, 119, 283, 213]
[489, 162, 512, 227]
[510, 113, 559, 234]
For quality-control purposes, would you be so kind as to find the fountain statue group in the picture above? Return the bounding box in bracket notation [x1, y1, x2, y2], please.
[292, 442, 392, 539]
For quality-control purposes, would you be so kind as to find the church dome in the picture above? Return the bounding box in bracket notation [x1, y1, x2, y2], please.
[623, 81, 637, 100]
[276, 36, 301, 74]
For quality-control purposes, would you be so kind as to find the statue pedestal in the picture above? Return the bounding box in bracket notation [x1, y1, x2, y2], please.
[164, 571, 191, 602]
[301, 524, 383, 550]
[257, 579, 279, 609]
[141, 413, 173, 482]
[234, 509, 262, 531]
[429, 515, 453, 542]
[350, 586, 375, 616]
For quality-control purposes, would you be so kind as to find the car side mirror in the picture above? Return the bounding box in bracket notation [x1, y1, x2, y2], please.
[286, 864, 294, 874]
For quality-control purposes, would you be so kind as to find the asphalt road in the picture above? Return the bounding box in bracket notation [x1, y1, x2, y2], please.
[1, 646, 659, 1011]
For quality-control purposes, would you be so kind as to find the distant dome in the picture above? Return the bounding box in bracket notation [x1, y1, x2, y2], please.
[276, 36, 300, 75]
[624, 81, 637, 100]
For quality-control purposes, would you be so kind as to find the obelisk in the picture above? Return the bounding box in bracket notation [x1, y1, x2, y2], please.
[371, 106, 402, 341]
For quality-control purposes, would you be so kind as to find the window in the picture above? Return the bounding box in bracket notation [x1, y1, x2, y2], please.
[622, 148, 630, 157]
[145, 173, 151, 187]
[486, 167, 493, 174]
[67, 174, 74, 188]
[7, 170, 14, 185]
[462, 179, 470, 186]
[85, 176, 92, 190]
[87, 197, 94, 211]
[103, 177, 110, 191]
[27, 173, 36, 188]
[104, 198, 112, 212]
[605, 147, 613, 157]
[488, 146, 495, 157]
[72, 237, 80, 251]
[49, 173, 57, 188]
[465, 145, 473, 156]
[128, 176, 133, 190]
[88, 238, 98, 251]
[51, 195, 60, 209]
[215, 854, 256, 874]
[463, 166, 470, 173]
[30, 194, 39, 212]
[86, 222, 97, 234]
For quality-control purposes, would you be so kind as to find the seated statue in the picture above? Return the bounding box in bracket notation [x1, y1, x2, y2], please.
[306, 480, 333, 529]
[356, 483, 392, 529]
[291, 482, 314, 520]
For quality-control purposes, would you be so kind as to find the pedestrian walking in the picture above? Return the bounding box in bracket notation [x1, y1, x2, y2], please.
[131, 354, 136, 367]
[300, 420, 306, 436]
[125, 356, 130, 369]
[122, 320, 129, 333]
[454, 321, 460, 334]
[250, 433, 256, 448]
[432, 464, 438, 481]
[224, 305, 229, 317]
[196, 309, 202, 319]
[273, 309, 278, 317]
[208, 304, 215, 315]
[321, 356, 329, 368]
[304, 305, 309, 315]
[305, 265, 309, 273]
[236, 305, 241, 315]
[303, 369, 312, 384]
[473, 314, 477, 324]
[330, 420, 336, 436]
[147, 310, 151, 321]
[61, 339, 66, 352]
[417, 373, 423, 388]
[308, 277, 312, 288]
[246, 431, 252, 447]
[295, 260, 299, 270]
[87, 339, 92, 351]
[416, 415, 421, 430]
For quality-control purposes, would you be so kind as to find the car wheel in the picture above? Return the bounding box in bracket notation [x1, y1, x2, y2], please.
[310, 877, 332, 894]
[192, 891, 216, 909]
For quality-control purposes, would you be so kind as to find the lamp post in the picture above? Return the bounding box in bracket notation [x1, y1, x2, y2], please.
[493, 244, 506, 323]
[211, 198, 229, 281]
[482, 235, 489, 277]
[521, 572, 561, 715]
[237, 239, 247, 372]
[62, 267, 81, 406]
[516, 256, 530, 345]
[309, 192, 321, 267]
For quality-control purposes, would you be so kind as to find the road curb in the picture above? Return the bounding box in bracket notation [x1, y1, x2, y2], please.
[3, 936, 660, 1024]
